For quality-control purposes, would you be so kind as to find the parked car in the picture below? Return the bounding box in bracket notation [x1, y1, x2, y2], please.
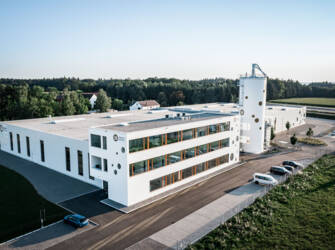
[282, 160, 303, 169]
[283, 165, 294, 172]
[270, 166, 292, 175]
[253, 173, 278, 186]
[64, 214, 89, 228]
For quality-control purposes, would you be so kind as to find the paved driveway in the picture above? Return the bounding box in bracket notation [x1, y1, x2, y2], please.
[0, 150, 99, 203]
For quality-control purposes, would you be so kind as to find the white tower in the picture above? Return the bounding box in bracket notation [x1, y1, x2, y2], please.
[239, 64, 267, 154]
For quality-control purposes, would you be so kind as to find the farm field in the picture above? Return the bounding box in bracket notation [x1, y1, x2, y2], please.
[188, 154, 335, 250]
[0, 166, 69, 243]
[270, 97, 335, 107]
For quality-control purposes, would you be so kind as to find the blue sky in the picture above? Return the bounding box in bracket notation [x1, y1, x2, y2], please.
[1, 0, 334, 82]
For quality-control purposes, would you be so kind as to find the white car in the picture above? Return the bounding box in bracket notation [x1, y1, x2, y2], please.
[253, 173, 278, 186]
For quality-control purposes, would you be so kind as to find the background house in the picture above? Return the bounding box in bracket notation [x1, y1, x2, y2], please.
[130, 100, 160, 110]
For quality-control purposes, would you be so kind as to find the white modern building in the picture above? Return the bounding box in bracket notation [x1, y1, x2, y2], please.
[129, 100, 160, 111]
[0, 65, 306, 209]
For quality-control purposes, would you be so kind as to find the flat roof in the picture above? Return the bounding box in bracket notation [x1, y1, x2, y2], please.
[1, 103, 237, 140]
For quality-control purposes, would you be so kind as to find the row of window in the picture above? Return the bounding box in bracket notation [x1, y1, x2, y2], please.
[91, 134, 107, 149]
[150, 154, 230, 192]
[9, 132, 44, 162]
[129, 138, 230, 177]
[129, 121, 231, 153]
[64, 147, 95, 179]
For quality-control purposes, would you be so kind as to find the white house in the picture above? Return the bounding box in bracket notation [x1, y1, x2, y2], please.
[129, 100, 160, 110]
[0, 65, 306, 210]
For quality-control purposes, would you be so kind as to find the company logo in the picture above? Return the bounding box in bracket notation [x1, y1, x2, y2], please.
[113, 134, 119, 141]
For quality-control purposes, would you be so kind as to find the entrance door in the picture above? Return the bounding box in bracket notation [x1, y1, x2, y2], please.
[103, 181, 108, 194]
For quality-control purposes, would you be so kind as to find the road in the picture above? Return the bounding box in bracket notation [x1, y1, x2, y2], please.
[48, 118, 335, 250]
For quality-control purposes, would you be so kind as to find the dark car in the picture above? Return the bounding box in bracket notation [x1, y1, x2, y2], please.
[64, 214, 89, 228]
[283, 165, 294, 172]
[270, 166, 291, 175]
[283, 161, 303, 169]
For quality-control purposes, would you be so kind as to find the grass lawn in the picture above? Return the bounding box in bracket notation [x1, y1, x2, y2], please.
[188, 154, 335, 249]
[271, 97, 335, 107]
[0, 166, 69, 243]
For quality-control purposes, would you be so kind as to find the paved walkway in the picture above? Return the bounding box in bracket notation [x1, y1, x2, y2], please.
[0, 150, 99, 203]
[127, 159, 315, 250]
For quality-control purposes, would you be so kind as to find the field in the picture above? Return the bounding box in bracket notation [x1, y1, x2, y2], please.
[188, 154, 335, 249]
[271, 97, 335, 107]
[0, 166, 69, 243]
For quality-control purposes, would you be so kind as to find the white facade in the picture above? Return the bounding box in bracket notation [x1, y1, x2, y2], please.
[89, 94, 97, 110]
[239, 76, 267, 154]
[0, 124, 102, 188]
[89, 114, 240, 206]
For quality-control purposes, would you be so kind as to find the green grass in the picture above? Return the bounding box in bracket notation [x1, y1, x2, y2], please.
[0, 166, 69, 243]
[188, 154, 335, 250]
[271, 97, 335, 107]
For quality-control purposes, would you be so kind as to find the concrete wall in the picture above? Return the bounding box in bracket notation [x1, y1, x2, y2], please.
[0, 123, 102, 188]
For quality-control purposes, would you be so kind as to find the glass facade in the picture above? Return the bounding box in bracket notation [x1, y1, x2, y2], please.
[150, 154, 230, 191]
[130, 138, 230, 177]
[129, 121, 230, 153]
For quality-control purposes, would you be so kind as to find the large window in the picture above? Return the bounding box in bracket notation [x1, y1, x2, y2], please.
[40, 140, 45, 162]
[65, 147, 71, 171]
[78, 150, 83, 176]
[128, 122, 231, 154]
[129, 138, 146, 153]
[130, 138, 230, 177]
[16, 134, 21, 153]
[150, 154, 230, 192]
[88, 153, 94, 180]
[26, 136, 30, 157]
[9, 132, 13, 151]
[91, 134, 101, 148]
[102, 136, 107, 150]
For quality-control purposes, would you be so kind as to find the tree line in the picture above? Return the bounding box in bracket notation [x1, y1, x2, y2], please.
[0, 78, 334, 121]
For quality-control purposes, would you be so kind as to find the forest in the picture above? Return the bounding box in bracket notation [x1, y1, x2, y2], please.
[0, 78, 334, 121]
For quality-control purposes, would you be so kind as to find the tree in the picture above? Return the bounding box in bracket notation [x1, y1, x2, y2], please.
[112, 98, 123, 110]
[286, 121, 291, 134]
[306, 127, 314, 137]
[95, 89, 111, 112]
[157, 92, 168, 107]
[290, 133, 297, 145]
[270, 127, 275, 140]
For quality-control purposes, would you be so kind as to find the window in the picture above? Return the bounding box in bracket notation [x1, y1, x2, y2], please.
[209, 125, 217, 134]
[221, 138, 229, 148]
[129, 138, 146, 153]
[78, 150, 83, 176]
[16, 134, 21, 153]
[182, 129, 193, 141]
[103, 159, 108, 172]
[90, 134, 101, 148]
[185, 147, 195, 159]
[149, 135, 163, 148]
[152, 155, 165, 170]
[9, 132, 13, 151]
[103, 136, 107, 150]
[197, 127, 207, 137]
[196, 163, 206, 174]
[219, 122, 230, 132]
[208, 159, 216, 169]
[198, 144, 207, 155]
[26, 137, 30, 157]
[182, 167, 193, 179]
[65, 147, 71, 171]
[168, 151, 181, 164]
[210, 141, 219, 151]
[88, 153, 94, 180]
[40, 140, 45, 162]
[150, 177, 163, 192]
[131, 160, 147, 176]
[166, 131, 179, 144]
